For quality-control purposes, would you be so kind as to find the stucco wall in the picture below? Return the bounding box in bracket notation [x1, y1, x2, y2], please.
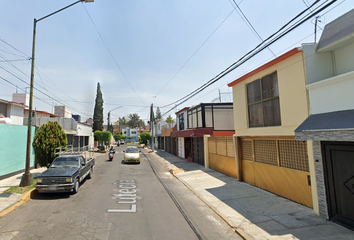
[307, 71, 354, 114]
[232, 51, 309, 136]
[0, 124, 35, 178]
[8, 105, 24, 125]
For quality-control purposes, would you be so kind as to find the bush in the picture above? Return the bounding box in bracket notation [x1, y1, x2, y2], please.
[32, 121, 67, 167]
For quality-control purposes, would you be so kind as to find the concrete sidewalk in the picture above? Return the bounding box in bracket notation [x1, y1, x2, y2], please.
[0, 168, 46, 216]
[148, 147, 354, 240]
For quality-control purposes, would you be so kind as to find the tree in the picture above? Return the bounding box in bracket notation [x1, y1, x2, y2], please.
[127, 113, 141, 128]
[156, 107, 162, 120]
[139, 132, 151, 146]
[32, 121, 68, 167]
[94, 131, 104, 148]
[166, 115, 174, 123]
[113, 132, 122, 142]
[118, 117, 128, 126]
[93, 82, 104, 131]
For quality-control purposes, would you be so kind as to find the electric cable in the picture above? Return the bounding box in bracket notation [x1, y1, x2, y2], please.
[160, 0, 337, 116]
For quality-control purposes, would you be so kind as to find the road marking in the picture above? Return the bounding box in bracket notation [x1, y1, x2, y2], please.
[107, 180, 138, 213]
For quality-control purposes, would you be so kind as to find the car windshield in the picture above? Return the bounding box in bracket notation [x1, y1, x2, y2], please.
[51, 157, 79, 168]
[126, 148, 138, 153]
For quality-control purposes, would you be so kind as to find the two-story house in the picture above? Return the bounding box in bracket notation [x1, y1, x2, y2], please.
[228, 47, 313, 209]
[171, 103, 234, 166]
[295, 9, 354, 229]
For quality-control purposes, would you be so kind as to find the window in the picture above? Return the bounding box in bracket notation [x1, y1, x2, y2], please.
[179, 114, 184, 130]
[247, 71, 281, 128]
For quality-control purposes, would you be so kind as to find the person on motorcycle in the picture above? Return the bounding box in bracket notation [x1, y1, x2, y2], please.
[110, 146, 115, 153]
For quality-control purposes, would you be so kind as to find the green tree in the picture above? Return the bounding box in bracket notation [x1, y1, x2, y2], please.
[93, 82, 104, 131]
[32, 121, 68, 167]
[138, 119, 145, 128]
[127, 113, 141, 128]
[102, 131, 111, 148]
[94, 131, 103, 147]
[118, 117, 128, 125]
[166, 115, 174, 123]
[113, 132, 122, 142]
[139, 132, 151, 145]
[156, 107, 162, 120]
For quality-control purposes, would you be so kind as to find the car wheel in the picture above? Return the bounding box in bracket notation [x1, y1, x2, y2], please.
[73, 178, 79, 194]
[87, 168, 93, 179]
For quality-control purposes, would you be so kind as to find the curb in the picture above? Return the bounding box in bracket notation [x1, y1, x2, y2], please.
[0, 188, 36, 218]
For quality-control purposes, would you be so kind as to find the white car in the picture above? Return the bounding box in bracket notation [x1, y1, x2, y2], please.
[123, 146, 140, 163]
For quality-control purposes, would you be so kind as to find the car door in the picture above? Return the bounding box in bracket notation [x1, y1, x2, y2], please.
[79, 156, 87, 182]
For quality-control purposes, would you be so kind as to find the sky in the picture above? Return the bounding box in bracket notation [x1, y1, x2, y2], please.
[0, 0, 352, 125]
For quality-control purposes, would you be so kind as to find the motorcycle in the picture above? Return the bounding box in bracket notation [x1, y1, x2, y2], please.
[108, 149, 115, 161]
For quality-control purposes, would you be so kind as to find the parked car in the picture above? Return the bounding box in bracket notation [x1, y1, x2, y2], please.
[36, 147, 94, 194]
[120, 140, 125, 145]
[123, 146, 140, 163]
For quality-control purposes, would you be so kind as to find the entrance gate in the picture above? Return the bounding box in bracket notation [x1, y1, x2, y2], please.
[323, 142, 354, 230]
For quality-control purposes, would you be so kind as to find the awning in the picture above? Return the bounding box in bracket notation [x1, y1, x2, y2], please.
[295, 109, 354, 132]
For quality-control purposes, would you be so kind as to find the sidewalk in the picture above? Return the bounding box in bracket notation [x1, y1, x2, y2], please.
[148, 147, 354, 240]
[0, 168, 46, 216]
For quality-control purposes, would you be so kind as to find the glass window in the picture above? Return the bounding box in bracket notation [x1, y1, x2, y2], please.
[247, 71, 281, 128]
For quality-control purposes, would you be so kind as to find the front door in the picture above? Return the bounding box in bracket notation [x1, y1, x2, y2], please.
[323, 142, 354, 230]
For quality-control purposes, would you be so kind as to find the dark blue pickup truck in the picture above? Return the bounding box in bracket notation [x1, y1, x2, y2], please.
[36, 154, 95, 194]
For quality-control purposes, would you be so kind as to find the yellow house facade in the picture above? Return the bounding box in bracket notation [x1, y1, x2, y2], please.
[228, 48, 318, 211]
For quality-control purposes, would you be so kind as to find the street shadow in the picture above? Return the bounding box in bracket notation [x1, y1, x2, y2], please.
[31, 189, 71, 200]
[151, 148, 346, 240]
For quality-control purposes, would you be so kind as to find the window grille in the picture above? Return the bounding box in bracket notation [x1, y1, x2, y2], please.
[241, 140, 253, 161]
[278, 140, 309, 172]
[254, 140, 277, 166]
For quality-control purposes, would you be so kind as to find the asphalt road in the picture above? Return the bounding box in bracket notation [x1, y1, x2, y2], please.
[0, 144, 242, 240]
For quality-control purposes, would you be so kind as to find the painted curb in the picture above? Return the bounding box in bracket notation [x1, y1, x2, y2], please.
[0, 188, 36, 218]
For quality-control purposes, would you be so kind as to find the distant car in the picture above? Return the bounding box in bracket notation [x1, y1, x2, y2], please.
[123, 146, 140, 163]
[120, 140, 125, 145]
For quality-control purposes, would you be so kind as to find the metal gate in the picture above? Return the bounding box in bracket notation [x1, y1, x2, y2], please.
[323, 142, 354, 230]
[192, 137, 204, 166]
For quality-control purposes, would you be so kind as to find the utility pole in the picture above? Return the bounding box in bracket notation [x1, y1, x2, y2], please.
[20, 0, 95, 187]
[150, 103, 155, 151]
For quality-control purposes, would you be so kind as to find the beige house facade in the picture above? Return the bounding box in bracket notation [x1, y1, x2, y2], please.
[228, 48, 316, 209]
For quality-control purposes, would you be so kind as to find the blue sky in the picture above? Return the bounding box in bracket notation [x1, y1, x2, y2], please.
[0, 0, 352, 124]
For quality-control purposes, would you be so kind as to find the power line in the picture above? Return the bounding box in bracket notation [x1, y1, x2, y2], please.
[160, 0, 337, 116]
[154, 8, 236, 97]
[81, 3, 146, 107]
[229, 0, 276, 57]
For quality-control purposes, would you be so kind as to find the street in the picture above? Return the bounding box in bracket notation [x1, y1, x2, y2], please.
[0, 144, 242, 240]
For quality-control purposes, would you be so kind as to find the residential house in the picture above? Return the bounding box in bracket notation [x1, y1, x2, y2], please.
[171, 103, 234, 166]
[154, 120, 167, 149]
[228, 47, 313, 209]
[0, 98, 26, 125]
[122, 128, 139, 142]
[295, 9, 354, 229]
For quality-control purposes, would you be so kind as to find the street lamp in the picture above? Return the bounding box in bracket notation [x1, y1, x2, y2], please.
[107, 106, 123, 133]
[20, 0, 94, 187]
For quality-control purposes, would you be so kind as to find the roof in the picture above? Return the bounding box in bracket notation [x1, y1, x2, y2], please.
[228, 48, 302, 87]
[0, 98, 26, 108]
[317, 8, 354, 52]
[295, 109, 354, 132]
[175, 107, 189, 115]
[24, 109, 59, 118]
